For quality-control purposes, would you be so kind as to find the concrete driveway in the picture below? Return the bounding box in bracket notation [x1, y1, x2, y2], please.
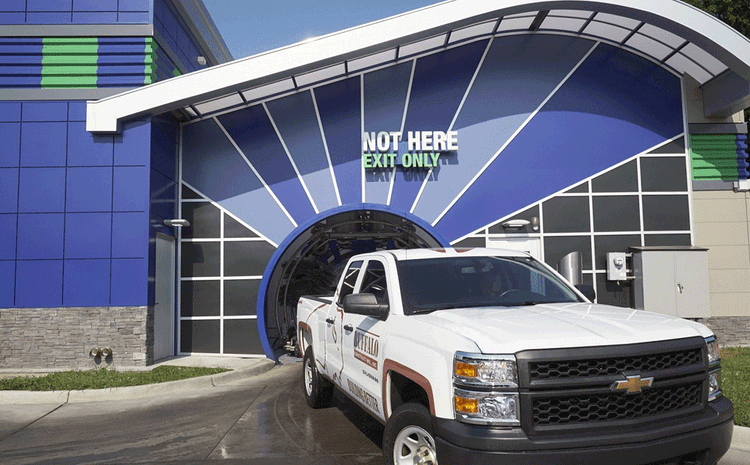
[0, 361, 747, 464]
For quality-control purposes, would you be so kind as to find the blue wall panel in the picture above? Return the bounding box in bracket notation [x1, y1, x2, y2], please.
[217, 106, 317, 224]
[0, 12, 25, 24]
[0, 214, 16, 260]
[18, 167, 65, 212]
[0, 261, 14, 307]
[67, 166, 113, 212]
[0, 169, 19, 213]
[63, 259, 110, 306]
[0, 102, 22, 121]
[265, 91, 340, 212]
[182, 118, 294, 244]
[73, 0, 117, 11]
[435, 44, 683, 241]
[112, 212, 148, 258]
[363, 61, 412, 204]
[315, 77, 362, 205]
[64, 213, 111, 259]
[0, 123, 21, 167]
[27, 0, 71, 11]
[113, 166, 149, 212]
[17, 213, 64, 259]
[0, 0, 26, 12]
[413, 35, 596, 222]
[389, 40, 488, 213]
[67, 122, 114, 166]
[110, 258, 147, 306]
[20, 122, 67, 167]
[16, 260, 63, 307]
[114, 119, 150, 165]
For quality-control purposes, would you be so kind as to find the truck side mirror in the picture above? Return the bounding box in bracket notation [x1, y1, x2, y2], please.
[343, 293, 389, 319]
[575, 284, 596, 302]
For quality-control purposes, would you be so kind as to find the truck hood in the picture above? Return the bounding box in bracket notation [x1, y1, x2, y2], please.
[412, 303, 712, 353]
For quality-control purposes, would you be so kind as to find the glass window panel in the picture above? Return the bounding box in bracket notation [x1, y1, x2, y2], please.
[348, 49, 397, 72]
[666, 53, 712, 84]
[181, 183, 203, 199]
[339, 260, 362, 303]
[224, 279, 260, 316]
[544, 235, 593, 270]
[181, 242, 220, 277]
[639, 24, 685, 48]
[180, 320, 220, 354]
[448, 21, 496, 43]
[361, 260, 388, 304]
[641, 157, 687, 192]
[549, 10, 593, 19]
[592, 161, 638, 193]
[180, 280, 220, 317]
[644, 234, 692, 247]
[583, 21, 631, 43]
[541, 16, 587, 32]
[594, 13, 640, 29]
[224, 241, 276, 276]
[295, 64, 346, 87]
[625, 33, 673, 61]
[181, 202, 220, 238]
[496, 16, 535, 32]
[642, 195, 690, 231]
[543, 197, 590, 233]
[681, 43, 727, 76]
[595, 273, 634, 308]
[399, 34, 447, 58]
[224, 213, 258, 238]
[592, 196, 640, 232]
[241, 79, 295, 103]
[224, 319, 264, 355]
[194, 93, 244, 115]
[594, 235, 640, 270]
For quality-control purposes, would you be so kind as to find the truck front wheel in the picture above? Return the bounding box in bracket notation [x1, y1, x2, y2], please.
[302, 346, 333, 408]
[383, 403, 438, 465]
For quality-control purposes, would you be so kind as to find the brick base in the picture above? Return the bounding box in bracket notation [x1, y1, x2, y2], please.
[0, 307, 154, 370]
[702, 317, 750, 347]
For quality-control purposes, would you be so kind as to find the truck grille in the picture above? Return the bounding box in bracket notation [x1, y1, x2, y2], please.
[529, 348, 702, 380]
[532, 382, 702, 426]
[516, 337, 708, 435]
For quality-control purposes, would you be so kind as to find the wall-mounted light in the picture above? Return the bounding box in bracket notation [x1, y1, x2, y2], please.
[530, 216, 540, 231]
[163, 219, 190, 228]
[196, 56, 207, 66]
[501, 219, 530, 229]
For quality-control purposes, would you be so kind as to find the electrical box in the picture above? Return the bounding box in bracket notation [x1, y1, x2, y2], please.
[606, 252, 628, 281]
[630, 246, 710, 318]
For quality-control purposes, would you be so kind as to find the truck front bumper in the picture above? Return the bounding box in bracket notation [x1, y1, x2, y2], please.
[434, 396, 733, 465]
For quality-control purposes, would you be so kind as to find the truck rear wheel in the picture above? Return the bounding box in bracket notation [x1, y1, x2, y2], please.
[302, 346, 333, 408]
[383, 403, 437, 465]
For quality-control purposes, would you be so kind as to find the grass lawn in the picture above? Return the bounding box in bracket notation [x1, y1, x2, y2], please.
[0, 366, 230, 391]
[720, 347, 750, 427]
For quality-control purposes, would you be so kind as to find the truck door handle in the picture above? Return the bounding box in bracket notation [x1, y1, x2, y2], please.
[325, 318, 335, 324]
[343, 324, 353, 332]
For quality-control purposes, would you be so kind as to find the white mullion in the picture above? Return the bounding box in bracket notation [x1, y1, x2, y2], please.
[361, 73, 366, 203]
[433, 41, 601, 227]
[311, 88, 342, 206]
[411, 37, 494, 214]
[219, 211, 224, 355]
[181, 316, 257, 321]
[387, 59, 416, 206]
[177, 122, 184, 356]
[588, 180, 597, 298]
[263, 102, 320, 213]
[213, 116, 298, 228]
[538, 202, 545, 262]
[181, 180, 278, 247]
[637, 155, 646, 246]
[181, 276, 264, 281]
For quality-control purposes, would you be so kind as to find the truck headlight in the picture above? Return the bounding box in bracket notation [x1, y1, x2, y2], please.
[454, 352, 518, 388]
[705, 336, 722, 401]
[454, 387, 519, 425]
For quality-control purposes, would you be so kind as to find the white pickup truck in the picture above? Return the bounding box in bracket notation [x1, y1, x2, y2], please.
[296, 248, 733, 465]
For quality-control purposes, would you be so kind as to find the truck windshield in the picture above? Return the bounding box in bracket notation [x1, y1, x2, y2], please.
[397, 256, 582, 315]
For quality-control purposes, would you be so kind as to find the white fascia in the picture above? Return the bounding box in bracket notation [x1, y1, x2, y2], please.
[86, 0, 750, 133]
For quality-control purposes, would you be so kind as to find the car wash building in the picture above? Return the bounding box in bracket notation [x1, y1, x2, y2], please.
[2, 0, 750, 368]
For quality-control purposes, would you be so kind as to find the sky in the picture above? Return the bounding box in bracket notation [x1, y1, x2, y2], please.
[201, 0, 441, 59]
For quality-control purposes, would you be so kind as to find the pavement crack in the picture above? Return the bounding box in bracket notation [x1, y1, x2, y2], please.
[203, 384, 267, 461]
[0, 402, 66, 443]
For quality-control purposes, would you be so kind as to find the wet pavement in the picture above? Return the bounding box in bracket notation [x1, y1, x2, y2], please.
[0, 360, 748, 464]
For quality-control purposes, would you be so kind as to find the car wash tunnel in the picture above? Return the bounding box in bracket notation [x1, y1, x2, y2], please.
[260, 208, 444, 359]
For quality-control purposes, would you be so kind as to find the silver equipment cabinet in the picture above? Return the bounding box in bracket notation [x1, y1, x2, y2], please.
[629, 246, 710, 318]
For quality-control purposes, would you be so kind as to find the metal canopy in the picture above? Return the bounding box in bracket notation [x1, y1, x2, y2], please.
[86, 0, 750, 133]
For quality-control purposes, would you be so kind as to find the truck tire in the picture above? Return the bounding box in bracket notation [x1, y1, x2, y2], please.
[302, 346, 333, 408]
[383, 403, 438, 465]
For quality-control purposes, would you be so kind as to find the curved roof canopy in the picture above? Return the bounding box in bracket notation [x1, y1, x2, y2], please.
[87, 0, 750, 133]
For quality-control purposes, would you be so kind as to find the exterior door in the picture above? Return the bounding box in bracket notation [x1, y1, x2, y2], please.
[326, 260, 362, 382]
[488, 238, 542, 260]
[154, 233, 175, 361]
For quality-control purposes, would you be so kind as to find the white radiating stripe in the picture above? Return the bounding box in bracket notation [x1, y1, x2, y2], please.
[311, 88, 342, 207]
[181, 180, 278, 247]
[387, 59, 416, 206]
[410, 37, 494, 214]
[361, 73, 366, 203]
[213, 117, 298, 228]
[432, 41, 601, 227]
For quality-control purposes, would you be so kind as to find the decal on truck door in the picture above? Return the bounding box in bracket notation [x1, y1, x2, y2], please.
[353, 328, 379, 369]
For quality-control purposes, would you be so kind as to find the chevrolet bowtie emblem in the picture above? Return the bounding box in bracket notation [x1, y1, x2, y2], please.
[612, 375, 654, 394]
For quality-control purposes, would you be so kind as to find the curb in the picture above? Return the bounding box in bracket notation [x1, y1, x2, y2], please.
[0, 359, 277, 405]
[732, 424, 750, 451]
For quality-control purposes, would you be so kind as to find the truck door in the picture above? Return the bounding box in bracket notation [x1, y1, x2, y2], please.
[326, 260, 362, 383]
[341, 258, 389, 419]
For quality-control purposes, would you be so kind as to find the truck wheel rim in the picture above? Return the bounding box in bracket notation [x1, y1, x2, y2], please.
[304, 358, 314, 396]
[393, 425, 437, 465]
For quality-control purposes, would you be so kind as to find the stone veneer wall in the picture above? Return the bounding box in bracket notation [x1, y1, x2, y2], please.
[703, 317, 750, 347]
[0, 307, 153, 370]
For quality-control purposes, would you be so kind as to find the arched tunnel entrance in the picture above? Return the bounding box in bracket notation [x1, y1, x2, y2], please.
[257, 205, 448, 360]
